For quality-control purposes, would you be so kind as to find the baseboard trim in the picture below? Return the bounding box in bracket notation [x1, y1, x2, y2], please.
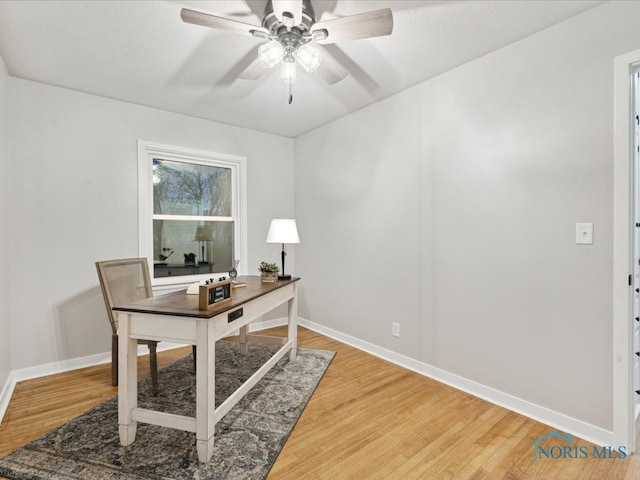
[1, 317, 613, 448]
[297, 318, 614, 448]
[0, 371, 16, 427]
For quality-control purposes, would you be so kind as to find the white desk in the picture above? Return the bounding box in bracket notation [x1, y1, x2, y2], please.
[113, 275, 299, 463]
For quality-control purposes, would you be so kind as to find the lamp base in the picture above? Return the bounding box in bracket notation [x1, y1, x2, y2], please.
[277, 274, 292, 281]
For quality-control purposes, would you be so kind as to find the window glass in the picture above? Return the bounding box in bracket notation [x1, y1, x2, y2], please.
[153, 219, 234, 278]
[153, 159, 231, 217]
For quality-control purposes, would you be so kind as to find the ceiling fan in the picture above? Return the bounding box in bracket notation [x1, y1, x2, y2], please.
[180, 0, 393, 93]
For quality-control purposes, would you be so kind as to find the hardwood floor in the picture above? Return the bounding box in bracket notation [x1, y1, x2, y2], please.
[1, 326, 639, 479]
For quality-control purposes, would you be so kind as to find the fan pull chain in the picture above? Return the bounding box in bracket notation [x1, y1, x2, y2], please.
[288, 81, 293, 104]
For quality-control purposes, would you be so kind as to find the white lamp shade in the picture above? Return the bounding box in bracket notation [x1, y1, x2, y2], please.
[266, 219, 300, 244]
[193, 225, 214, 241]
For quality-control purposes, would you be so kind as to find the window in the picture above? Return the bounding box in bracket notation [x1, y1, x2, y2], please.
[138, 141, 247, 286]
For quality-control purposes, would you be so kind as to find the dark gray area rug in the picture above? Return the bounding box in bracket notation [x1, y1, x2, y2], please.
[0, 342, 335, 480]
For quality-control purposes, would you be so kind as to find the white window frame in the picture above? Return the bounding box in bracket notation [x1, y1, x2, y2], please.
[138, 140, 247, 289]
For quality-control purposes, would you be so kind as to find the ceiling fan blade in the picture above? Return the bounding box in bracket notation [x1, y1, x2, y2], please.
[238, 55, 268, 81]
[214, 47, 267, 85]
[311, 8, 393, 44]
[181, 8, 268, 37]
[320, 44, 379, 94]
[272, 0, 303, 27]
[316, 47, 348, 85]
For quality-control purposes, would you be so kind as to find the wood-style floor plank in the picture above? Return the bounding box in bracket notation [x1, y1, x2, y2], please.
[1, 326, 639, 479]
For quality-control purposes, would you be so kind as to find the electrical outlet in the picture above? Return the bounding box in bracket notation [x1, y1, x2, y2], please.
[392, 322, 400, 338]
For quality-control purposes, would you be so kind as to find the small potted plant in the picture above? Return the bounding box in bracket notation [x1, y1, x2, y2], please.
[184, 252, 196, 266]
[258, 261, 279, 283]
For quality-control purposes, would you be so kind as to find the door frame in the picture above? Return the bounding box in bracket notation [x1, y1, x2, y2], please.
[613, 48, 640, 452]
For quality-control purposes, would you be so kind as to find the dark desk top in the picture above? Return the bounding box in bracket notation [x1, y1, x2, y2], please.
[113, 276, 299, 319]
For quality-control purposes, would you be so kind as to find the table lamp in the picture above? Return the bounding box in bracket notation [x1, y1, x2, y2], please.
[193, 225, 214, 264]
[265, 219, 300, 280]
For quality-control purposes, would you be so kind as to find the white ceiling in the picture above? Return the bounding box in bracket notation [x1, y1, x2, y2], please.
[0, 0, 603, 138]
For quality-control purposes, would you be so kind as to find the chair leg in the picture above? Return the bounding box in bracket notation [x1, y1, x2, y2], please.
[111, 334, 118, 386]
[149, 342, 158, 396]
[192, 345, 197, 372]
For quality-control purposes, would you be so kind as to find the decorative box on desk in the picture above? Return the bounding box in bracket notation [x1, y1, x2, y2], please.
[199, 278, 232, 310]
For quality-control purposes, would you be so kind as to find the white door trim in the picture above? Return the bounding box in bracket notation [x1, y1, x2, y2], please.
[613, 48, 640, 452]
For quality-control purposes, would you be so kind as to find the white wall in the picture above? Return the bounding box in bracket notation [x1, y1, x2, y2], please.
[7, 79, 294, 370]
[0, 56, 9, 387]
[295, 0, 640, 433]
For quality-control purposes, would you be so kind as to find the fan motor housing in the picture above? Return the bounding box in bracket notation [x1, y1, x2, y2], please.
[262, 0, 316, 41]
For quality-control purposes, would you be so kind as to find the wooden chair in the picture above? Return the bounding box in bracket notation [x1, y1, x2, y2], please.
[96, 258, 159, 395]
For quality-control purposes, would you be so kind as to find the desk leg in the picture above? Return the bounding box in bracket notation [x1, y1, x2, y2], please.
[118, 312, 138, 445]
[288, 283, 298, 361]
[195, 320, 215, 463]
[239, 325, 248, 355]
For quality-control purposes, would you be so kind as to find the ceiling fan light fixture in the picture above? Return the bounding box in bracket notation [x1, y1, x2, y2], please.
[258, 40, 285, 68]
[296, 43, 321, 73]
[279, 60, 298, 84]
[181, 2, 395, 92]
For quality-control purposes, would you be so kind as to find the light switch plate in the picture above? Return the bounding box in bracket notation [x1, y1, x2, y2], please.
[576, 223, 593, 245]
